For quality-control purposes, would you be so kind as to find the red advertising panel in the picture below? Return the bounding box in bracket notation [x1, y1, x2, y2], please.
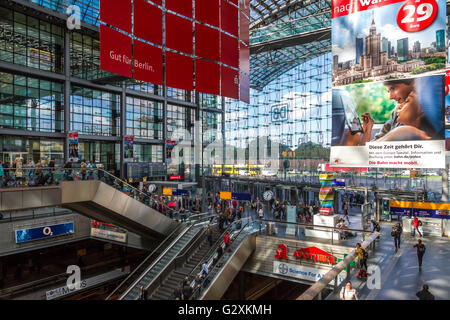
[332, 0, 408, 18]
[149, 0, 162, 5]
[239, 42, 250, 75]
[100, 25, 132, 78]
[239, 0, 250, 18]
[221, 33, 239, 68]
[133, 40, 163, 85]
[221, 0, 239, 36]
[169, 175, 181, 180]
[166, 51, 193, 92]
[100, 0, 132, 33]
[195, 23, 220, 62]
[166, 13, 193, 55]
[196, 59, 220, 96]
[240, 12, 250, 45]
[239, 72, 250, 103]
[228, 0, 239, 5]
[196, 0, 220, 27]
[134, 0, 162, 45]
[166, 0, 192, 17]
[221, 66, 239, 100]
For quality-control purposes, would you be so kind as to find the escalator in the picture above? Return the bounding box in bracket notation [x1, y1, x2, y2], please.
[149, 225, 223, 300]
[106, 215, 211, 300]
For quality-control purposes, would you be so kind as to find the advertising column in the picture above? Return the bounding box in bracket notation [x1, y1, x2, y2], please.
[331, 0, 446, 169]
[123, 136, 134, 162]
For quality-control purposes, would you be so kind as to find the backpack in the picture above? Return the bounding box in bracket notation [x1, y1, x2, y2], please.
[362, 248, 368, 260]
[418, 220, 423, 226]
[418, 244, 426, 254]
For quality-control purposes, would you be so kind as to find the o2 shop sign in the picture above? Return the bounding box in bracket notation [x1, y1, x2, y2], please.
[275, 244, 337, 264]
[397, 0, 438, 33]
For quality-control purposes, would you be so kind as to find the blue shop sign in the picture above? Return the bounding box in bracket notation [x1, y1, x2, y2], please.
[15, 222, 75, 243]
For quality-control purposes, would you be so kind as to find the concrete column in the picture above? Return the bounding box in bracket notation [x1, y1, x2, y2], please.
[119, 82, 126, 179]
[63, 30, 71, 163]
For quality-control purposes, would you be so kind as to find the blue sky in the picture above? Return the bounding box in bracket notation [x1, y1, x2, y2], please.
[332, 1, 446, 63]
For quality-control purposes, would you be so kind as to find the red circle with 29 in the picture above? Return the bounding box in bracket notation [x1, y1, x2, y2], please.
[396, 0, 438, 33]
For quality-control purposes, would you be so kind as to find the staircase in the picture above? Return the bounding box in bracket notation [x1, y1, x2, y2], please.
[150, 227, 223, 300]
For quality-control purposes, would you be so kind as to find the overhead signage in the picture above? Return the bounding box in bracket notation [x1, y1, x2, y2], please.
[163, 188, 189, 196]
[169, 175, 181, 181]
[15, 222, 74, 244]
[99, 0, 249, 102]
[46, 267, 130, 300]
[273, 261, 345, 286]
[390, 200, 450, 219]
[220, 192, 251, 201]
[91, 228, 127, 243]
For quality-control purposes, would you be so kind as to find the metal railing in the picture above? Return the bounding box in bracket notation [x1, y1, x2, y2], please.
[0, 167, 186, 219]
[297, 231, 380, 300]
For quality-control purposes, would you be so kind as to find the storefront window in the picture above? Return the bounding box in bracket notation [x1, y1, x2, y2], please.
[0, 71, 64, 132]
[0, 136, 64, 166]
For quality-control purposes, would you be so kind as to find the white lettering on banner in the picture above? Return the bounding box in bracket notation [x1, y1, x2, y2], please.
[134, 59, 154, 72]
[273, 261, 345, 285]
[90, 228, 127, 243]
[109, 51, 132, 65]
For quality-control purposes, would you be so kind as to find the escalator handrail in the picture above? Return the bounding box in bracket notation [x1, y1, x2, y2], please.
[120, 215, 212, 300]
[105, 223, 186, 300]
[189, 217, 253, 300]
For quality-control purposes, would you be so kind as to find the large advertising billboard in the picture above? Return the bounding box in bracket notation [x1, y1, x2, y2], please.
[330, 74, 446, 168]
[332, 0, 446, 87]
[99, 0, 249, 102]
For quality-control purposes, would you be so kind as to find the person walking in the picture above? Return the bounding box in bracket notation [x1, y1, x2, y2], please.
[340, 281, 358, 300]
[416, 284, 434, 300]
[391, 225, 401, 252]
[355, 243, 368, 271]
[14, 157, 23, 186]
[413, 239, 426, 269]
[411, 216, 423, 237]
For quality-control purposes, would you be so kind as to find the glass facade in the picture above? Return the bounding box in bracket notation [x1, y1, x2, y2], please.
[70, 86, 120, 136]
[134, 144, 163, 163]
[126, 97, 163, 140]
[78, 141, 120, 172]
[0, 71, 64, 132]
[166, 104, 195, 141]
[0, 7, 64, 73]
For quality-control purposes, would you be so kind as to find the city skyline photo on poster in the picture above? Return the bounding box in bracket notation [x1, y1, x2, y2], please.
[330, 74, 446, 168]
[332, 0, 446, 87]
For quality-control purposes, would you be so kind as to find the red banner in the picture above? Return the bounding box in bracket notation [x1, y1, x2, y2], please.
[134, 0, 162, 45]
[240, 13, 250, 45]
[166, 13, 193, 55]
[166, 51, 193, 92]
[221, 0, 239, 36]
[100, 25, 132, 78]
[196, 59, 220, 96]
[100, 0, 132, 33]
[166, 0, 192, 17]
[133, 40, 163, 85]
[239, 42, 250, 75]
[332, 0, 406, 18]
[221, 66, 239, 100]
[240, 0, 250, 19]
[196, 0, 220, 27]
[195, 23, 220, 62]
[221, 32, 239, 68]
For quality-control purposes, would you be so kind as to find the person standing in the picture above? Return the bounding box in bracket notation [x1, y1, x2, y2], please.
[139, 286, 147, 300]
[413, 239, 426, 269]
[182, 281, 193, 300]
[80, 160, 87, 180]
[391, 225, 401, 252]
[412, 216, 423, 237]
[416, 284, 434, 300]
[201, 261, 209, 278]
[205, 225, 213, 246]
[0, 160, 4, 187]
[340, 281, 358, 300]
[224, 232, 231, 252]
